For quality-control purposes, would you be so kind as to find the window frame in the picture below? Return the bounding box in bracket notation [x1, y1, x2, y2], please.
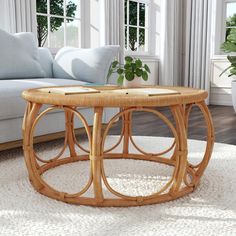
[124, 0, 151, 56]
[214, 0, 236, 56]
[222, 0, 236, 42]
[36, 0, 81, 50]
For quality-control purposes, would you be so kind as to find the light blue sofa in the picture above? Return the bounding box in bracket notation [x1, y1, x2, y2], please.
[0, 44, 117, 148]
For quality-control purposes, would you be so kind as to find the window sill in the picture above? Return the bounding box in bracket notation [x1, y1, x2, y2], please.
[211, 55, 228, 60]
[124, 52, 160, 61]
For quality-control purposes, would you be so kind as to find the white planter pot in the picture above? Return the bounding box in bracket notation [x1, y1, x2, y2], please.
[123, 76, 143, 88]
[232, 80, 236, 112]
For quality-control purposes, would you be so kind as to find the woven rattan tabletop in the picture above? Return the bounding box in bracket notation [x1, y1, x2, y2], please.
[22, 85, 208, 107]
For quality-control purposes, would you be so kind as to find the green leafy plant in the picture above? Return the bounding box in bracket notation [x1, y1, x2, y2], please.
[107, 56, 151, 85]
[220, 28, 236, 77]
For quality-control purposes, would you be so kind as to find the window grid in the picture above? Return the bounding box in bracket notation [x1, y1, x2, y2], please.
[36, 0, 81, 48]
[224, 0, 236, 41]
[125, 0, 149, 53]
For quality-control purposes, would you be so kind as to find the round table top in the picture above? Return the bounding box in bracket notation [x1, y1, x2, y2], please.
[22, 85, 208, 107]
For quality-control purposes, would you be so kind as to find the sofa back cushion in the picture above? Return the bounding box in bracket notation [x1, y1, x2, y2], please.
[38, 48, 54, 78]
[53, 46, 119, 84]
[0, 29, 45, 79]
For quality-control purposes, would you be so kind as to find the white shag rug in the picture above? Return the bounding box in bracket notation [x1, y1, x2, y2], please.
[0, 136, 236, 236]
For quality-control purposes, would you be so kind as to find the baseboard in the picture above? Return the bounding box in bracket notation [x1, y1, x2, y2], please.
[210, 87, 233, 106]
[0, 125, 99, 152]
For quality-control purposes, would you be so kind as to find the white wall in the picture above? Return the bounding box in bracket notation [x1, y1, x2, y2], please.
[209, 0, 233, 106]
[140, 57, 159, 85]
[210, 58, 232, 106]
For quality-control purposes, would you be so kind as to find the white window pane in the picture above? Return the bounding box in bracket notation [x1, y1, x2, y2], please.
[139, 28, 146, 51]
[37, 15, 48, 47]
[125, 0, 127, 24]
[125, 1, 148, 52]
[90, 0, 99, 28]
[226, 2, 236, 41]
[91, 27, 100, 48]
[155, 33, 160, 55]
[66, 0, 80, 18]
[227, 2, 236, 18]
[66, 19, 79, 47]
[36, 0, 47, 14]
[129, 1, 138, 26]
[129, 27, 137, 51]
[125, 26, 128, 50]
[50, 0, 64, 16]
[50, 17, 64, 48]
[139, 3, 145, 27]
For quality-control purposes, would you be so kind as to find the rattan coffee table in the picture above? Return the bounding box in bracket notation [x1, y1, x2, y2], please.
[22, 86, 214, 207]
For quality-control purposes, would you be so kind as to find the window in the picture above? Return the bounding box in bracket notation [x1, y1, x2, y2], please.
[36, 0, 81, 49]
[124, 0, 149, 53]
[224, 0, 236, 41]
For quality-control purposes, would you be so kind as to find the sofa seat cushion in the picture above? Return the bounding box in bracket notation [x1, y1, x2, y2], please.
[0, 78, 89, 120]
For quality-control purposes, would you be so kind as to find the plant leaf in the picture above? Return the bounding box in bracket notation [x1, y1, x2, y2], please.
[112, 60, 119, 68]
[144, 64, 151, 73]
[142, 71, 148, 81]
[227, 28, 236, 44]
[117, 75, 124, 85]
[106, 67, 113, 80]
[219, 65, 232, 77]
[125, 71, 135, 81]
[230, 67, 236, 75]
[131, 63, 137, 71]
[135, 59, 142, 68]
[124, 63, 131, 70]
[117, 68, 124, 75]
[136, 68, 143, 77]
[125, 56, 133, 63]
[227, 55, 236, 64]
[221, 41, 236, 52]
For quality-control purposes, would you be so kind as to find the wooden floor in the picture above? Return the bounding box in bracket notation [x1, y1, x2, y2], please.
[109, 105, 236, 145]
[0, 105, 235, 155]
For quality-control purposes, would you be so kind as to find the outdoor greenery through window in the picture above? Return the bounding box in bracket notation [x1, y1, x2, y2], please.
[125, 0, 148, 53]
[36, 0, 80, 49]
[225, 1, 236, 41]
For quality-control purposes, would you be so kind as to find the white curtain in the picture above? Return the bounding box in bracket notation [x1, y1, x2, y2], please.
[100, 0, 124, 62]
[183, 0, 213, 92]
[0, 0, 37, 35]
[159, 0, 184, 86]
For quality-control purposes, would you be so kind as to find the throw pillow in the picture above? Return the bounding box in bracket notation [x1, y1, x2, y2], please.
[53, 46, 120, 84]
[0, 29, 45, 79]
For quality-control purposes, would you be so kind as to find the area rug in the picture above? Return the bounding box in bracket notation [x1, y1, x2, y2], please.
[0, 136, 236, 236]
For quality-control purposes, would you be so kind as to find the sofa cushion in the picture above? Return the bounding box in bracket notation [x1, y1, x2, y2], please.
[53, 46, 119, 84]
[0, 30, 45, 79]
[0, 78, 89, 120]
[38, 48, 54, 78]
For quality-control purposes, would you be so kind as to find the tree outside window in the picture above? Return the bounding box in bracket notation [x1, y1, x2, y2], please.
[36, 0, 79, 48]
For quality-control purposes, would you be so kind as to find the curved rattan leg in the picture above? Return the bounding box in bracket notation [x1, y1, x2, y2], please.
[90, 107, 104, 204]
[23, 104, 95, 204]
[184, 101, 215, 187]
[122, 110, 131, 155]
[23, 102, 44, 190]
[170, 105, 188, 193]
[65, 109, 77, 158]
[100, 106, 190, 205]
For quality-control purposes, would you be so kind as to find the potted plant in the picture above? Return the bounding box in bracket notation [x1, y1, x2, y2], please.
[107, 56, 151, 87]
[220, 28, 236, 112]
